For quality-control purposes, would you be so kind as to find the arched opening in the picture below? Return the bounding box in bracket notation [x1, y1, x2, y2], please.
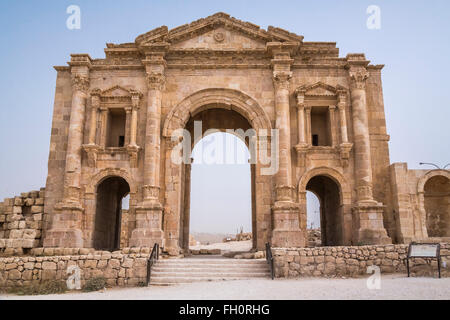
[306, 175, 343, 246]
[180, 107, 255, 252]
[424, 175, 450, 237]
[94, 176, 130, 250]
[306, 191, 321, 246]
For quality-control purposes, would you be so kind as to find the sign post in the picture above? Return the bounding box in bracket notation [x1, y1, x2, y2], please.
[407, 242, 441, 278]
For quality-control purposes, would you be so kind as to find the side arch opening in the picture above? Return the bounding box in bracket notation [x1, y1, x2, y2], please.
[94, 176, 130, 250]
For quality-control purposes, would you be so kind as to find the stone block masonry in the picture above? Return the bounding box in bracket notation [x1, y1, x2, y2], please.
[0, 247, 150, 289]
[273, 243, 449, 278]
[0, 244, 448, 290]
[0, 189, 45, 255]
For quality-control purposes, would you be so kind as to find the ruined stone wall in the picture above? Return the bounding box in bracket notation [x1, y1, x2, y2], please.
[273, 243, 449, 278]
[0, 247, 149, 289]
[0, 189, 45, 255]
[389, 163, 450, 243]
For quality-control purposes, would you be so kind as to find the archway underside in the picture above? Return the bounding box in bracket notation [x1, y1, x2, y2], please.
[94, 176, 130, 251]
[306, 175, 343, 246]
[180, 107, 256, 252]
[424, 175, 450, 237]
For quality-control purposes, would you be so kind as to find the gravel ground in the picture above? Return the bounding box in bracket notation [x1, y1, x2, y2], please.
[190, 240, 253, 252]
[2, 275, 449, 300]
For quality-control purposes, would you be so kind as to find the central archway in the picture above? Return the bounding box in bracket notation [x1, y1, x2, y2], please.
[162, 89, 273, 253]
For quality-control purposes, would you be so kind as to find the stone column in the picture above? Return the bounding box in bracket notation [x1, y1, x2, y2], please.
[130, 50, 167, 248]
[127, 91, 142, 168]
[129, 93, 140, 147]
[124, 106, 132, 146]
[273, 72, 294, 197]
[338, 93, 349, 144]
[328, 105, 337, 147]
[305, 105, 312, 146]
[88, 93, 99, 145]
[347, 54, 391, 245]
[296, 95, 307, 147]
[44, 54, 92, 248]
[267, 42, 304, 247]
[99, 107, 109, 147]
[337, 92, 353, 167]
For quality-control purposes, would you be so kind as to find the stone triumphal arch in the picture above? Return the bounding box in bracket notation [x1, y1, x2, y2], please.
[35, 13, 449, 254]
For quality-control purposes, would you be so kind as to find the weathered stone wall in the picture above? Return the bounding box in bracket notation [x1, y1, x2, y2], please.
[273, 243, 449, 278]
[0, 247, 150, 289]
[0, 189, 45, 255]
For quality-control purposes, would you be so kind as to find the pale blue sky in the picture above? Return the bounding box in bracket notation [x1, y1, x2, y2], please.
[1, 1, 449, 233]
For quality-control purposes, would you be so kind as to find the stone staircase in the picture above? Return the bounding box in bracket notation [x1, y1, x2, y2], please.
[149, 257, 271, 285]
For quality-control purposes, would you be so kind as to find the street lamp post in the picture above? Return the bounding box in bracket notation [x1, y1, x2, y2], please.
[419, 162, 450, 170]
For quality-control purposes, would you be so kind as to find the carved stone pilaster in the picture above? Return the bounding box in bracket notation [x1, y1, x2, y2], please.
[294, 144, 309, 167]
[339, 142, 353, 167]
[82, 144, 101, 167]
[126, 144, 141, 168]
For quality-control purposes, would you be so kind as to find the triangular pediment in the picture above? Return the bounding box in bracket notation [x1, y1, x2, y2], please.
[171, 26, 266, 50]
[135, 12, 303, 48]
[296, 82, 343, 97]
[101, 85, 132, 97]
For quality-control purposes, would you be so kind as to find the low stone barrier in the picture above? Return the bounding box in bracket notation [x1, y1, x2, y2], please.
[273, 243, 449, 278]
[0, 248, 151, 289]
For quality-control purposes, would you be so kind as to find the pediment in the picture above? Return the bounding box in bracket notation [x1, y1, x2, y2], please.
[135, 12, 303, 49]
[296, 82, 346, 97]
[305, 86, 336, 96]
[101, 85, 132, 97]
[170, 26, 266, 50]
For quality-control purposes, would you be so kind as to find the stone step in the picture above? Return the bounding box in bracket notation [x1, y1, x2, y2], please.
[152, 272, 270, 278]
[157, 259, 267, 265]
[149, 257, 270, 285]
[152, 266, 269, 272]
[154, 262, 268, 268]
[150, 275, 270, 284]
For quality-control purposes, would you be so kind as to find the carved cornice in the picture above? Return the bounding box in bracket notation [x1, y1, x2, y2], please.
[71, 75, 90, 93]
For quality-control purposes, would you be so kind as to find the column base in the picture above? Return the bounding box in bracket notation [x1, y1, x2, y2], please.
[352, 201, 392, 245]
[43, 201, 84, 248]
[271, 201, 306, 247]
[164, 239, 182, 256]
[129, 201, 164, 248]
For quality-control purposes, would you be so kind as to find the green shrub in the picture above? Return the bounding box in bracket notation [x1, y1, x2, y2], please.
[8, 280, 67, 296]
[82, 277, 107, 292]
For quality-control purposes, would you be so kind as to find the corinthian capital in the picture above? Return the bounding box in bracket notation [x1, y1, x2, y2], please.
[348, 68, 369, 90]
[130, 90, 142, 109]
[146, 72, 166, 90]
[71, 75, 90, 93]
[273, 72, 292, 91]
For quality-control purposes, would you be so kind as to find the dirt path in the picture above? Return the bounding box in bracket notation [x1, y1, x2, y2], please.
[2, 275, 449, 300]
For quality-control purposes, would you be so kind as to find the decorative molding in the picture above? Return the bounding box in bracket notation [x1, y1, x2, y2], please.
[126, 144, 141, 168]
